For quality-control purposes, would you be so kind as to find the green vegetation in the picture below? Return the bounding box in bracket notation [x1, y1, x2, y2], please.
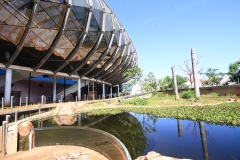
[117, 92, 230, 106]
[84, 92, 240, 126]
[180, 90, 194, 99]
[87, 102, 240, 126]
[201, 68, 225, 86]
[228, 60, 240, 83]
[126, 97, 149, 105]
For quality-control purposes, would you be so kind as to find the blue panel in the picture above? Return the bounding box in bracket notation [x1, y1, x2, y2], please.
[0, 70, 6, 76]
[26, 76, 76, 85]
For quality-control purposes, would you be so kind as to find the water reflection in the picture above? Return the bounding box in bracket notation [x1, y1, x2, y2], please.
[89, 112, 150, 159]
[33, 113, 240, 160]
[177, 119, 183, 137]
[54, 115, 77, 125]
[199, 122, 209, 160]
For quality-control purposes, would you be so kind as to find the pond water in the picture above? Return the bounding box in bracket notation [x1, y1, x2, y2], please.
[32, 112, 240, 160]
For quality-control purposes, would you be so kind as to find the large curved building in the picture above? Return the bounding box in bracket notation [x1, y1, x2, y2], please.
[0, 0, 138, 105]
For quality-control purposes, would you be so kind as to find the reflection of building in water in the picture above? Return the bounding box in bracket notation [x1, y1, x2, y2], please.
[90, 112, 147, 159]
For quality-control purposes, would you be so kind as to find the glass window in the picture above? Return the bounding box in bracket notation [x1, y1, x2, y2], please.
[24, 28, 58, 47]
[119, 31, 126, 46]
[53, 48, 73, 59]
[0, 3, 25, 26]
[54, 35, 74, 59]
[24, 30, 49, 48]
[92, 0, 102, 10]
[95, 32, 108, 54]
[66, 6, 88, 30]
[89, 12, 100, 32]
[10, 0, 33, 23]
[87, 31, 99, 44]
[105, 12, 112, 31]
[92, 9, 102, 30]
[34, 1, 66, 29]
[102, 1, 111, 13]
[64, 30, 82, 47]
[0, 25, 25, 45]
[42, 0, 65, 4]
[72, 0, 89, 8]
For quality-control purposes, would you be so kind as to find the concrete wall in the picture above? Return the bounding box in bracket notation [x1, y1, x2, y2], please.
[157, 85, 240, 96]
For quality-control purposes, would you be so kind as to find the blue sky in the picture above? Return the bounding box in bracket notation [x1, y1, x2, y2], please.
[105, 0, 240, 79]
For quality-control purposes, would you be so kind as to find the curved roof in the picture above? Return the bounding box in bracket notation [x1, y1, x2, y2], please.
[0, 0, 137, 85]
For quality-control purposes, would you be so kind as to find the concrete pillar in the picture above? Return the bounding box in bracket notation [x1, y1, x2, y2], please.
[93, 82, 95, 100]
[110, 86, 112, 98]
[117, 85, 120, 97]
[4, 69, 12, 107]
[78, 113, 81, 127]
[102, 83, 105, 98]
[78, 78, 81, 101]
[53, 76, 56, 102]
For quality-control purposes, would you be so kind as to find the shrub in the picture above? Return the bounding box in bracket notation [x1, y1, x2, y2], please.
[180, 90, 194, 99]
[158, 93, 168, 98]
[152, 92, 157, 96]
[210, 92, 219, 97]
[127, 98, 149, 105]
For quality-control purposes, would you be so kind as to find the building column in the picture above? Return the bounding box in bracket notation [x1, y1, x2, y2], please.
[117, 84, 120, 97]
[63, 77, 66, 102]
[78, 113, 81, 127]
[93, 82, 95, 100]
[110, 86, 112, 98]
[4, 69, 12, 107]
[53, 76, 56, 102]
[78, 78, 81, 101]
[102, 83, 105, 98]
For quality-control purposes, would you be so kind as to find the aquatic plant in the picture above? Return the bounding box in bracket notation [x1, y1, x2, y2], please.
[87, 102, 240, 126]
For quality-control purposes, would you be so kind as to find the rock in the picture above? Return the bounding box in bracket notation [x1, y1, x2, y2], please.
[146, 151, 161, 160]
[135, 151, 192, 160]
[54, 102, 77, 115]
[54, 115, 77, 125]
[135, 156, 146, 160]
[18, 121, 34, 136]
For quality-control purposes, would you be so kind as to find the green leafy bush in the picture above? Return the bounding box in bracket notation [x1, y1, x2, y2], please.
[127, 98, 149, 105]
[210, 92, 219, 97]
[180, 90, 194, 99]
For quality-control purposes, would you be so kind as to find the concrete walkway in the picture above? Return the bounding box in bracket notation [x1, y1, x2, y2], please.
[0, 103, 58, 116]
[1, 145, 108, 160]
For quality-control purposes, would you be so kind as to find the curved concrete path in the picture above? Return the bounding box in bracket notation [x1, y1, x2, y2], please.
[1, 145, 107, 160]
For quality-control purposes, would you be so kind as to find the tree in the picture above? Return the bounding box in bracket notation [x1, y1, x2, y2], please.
[201, 68, 225, 86]
[123, 65, 143, 85]
[141, 72, 158, 91]
[122, 65, 143, 95]
[179, 58, 203, 88]
[162, 75, 188, 90]
[228, 61, 240, 83]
